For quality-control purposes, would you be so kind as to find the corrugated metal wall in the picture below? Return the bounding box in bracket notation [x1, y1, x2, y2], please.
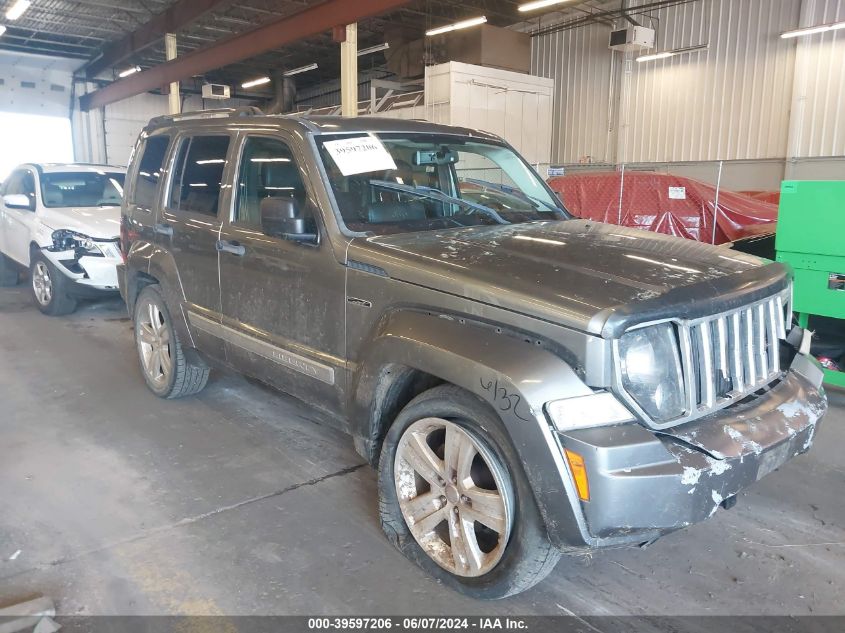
[789, 0, 845, 157]
[532, 0, 844, 166]
[531, 22, 614, 164]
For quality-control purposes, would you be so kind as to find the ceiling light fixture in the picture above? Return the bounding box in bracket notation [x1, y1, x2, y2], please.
[781, 20, 845, 38]
[283, 63, 318, 77]
[518, 0, 576, 12]
[5, 0, 31, 21]
[426, 16, 487, 37]
[241, 76, 271, 88]
[636, 44, 707, 63]
[358, 42, 389, 56]
[118, 65, 141, 78]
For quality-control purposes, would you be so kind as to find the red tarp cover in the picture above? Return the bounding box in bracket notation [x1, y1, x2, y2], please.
[547, 171, 778, 245]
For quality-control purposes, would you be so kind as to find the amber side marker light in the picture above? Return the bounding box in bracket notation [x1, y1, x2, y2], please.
[564, 449, 590, 501]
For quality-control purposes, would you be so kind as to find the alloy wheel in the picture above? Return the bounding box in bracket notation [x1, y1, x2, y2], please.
[32, 261, 53, 306]
[136, 299, 173, 389]
[394, 417, 514, 578]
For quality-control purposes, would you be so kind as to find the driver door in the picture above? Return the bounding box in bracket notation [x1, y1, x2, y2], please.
[0, 168, 38, 265]
[217, 132, 347, 416]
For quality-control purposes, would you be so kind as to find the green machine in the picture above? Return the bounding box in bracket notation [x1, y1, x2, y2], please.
[776, 180, 845, 388]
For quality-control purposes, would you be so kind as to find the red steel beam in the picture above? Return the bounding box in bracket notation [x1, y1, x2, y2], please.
[84, 0, 229, 80]
[79, 0, 412, 111]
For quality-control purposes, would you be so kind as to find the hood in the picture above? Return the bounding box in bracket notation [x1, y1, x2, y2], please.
[38, 206, 121, 240]
[349, 220, 769, 331]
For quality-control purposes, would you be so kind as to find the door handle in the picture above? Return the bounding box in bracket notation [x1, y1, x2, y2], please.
[216, 239, 246, 256]
[153, 222, 173, 237]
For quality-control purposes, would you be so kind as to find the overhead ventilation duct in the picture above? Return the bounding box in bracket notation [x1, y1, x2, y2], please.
[385, 24, 531, 80]
[265, 73, 297, 114]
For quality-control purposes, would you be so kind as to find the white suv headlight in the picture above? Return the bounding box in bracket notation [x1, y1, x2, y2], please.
[618, 323, 686, 422]
[51, 230, 105, 256]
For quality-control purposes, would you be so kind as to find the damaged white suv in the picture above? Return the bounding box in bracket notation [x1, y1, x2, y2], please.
[0, 163, 126, 315]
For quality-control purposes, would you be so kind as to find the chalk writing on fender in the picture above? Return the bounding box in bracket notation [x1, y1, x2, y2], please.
[479, 377, 533, 422]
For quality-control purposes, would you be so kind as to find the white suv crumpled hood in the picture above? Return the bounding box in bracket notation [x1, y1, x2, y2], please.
[38, 206, 121, 240]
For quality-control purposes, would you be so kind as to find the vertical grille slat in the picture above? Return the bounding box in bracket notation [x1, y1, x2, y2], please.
[699, 323, 715, 408]
[730, 311, 745, 393]
[775, 294, 787, 339]
[744, 308, 756, 386]
[756, 304, 768, 384]
[767, 298, 780, 374]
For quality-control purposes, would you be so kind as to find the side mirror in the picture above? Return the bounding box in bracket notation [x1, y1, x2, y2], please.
[3, 194, 33, 211]
[260, 197, 317, 243]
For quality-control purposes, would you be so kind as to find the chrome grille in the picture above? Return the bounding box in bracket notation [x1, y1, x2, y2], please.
[678, 287, 791, 422]
[614, 285, 793, 428]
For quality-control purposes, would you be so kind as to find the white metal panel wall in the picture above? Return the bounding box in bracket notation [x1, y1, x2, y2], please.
[531, 22, 614, 164]
[443, 62, 554, 170]
[530, 0, 837, 165]
[788, 0, 845, 157]
[622, 0, 800, 163]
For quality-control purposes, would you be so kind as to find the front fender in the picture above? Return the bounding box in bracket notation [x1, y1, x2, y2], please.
[352, 308, 595, 549]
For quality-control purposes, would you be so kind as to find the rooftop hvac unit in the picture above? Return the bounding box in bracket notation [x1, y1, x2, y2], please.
[202, 83, 231, 100]
[609, 27, 655, 52]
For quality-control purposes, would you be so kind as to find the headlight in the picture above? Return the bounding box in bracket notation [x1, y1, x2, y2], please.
[51, 230, 101, 255]
[618, 323, 686, 422]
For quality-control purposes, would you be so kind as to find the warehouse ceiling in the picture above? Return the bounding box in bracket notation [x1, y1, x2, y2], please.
[0, 0, 604, 85]
[0, 0, 692, 92]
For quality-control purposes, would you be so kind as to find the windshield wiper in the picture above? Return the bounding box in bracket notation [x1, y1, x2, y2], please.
[462, 177, 568, 219]
[369, 180, 510, 225]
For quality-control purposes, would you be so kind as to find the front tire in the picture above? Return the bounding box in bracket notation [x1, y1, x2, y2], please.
[134, 284, 209, 399]
[378, 385, 561, 599]
[30, 252, 77, 315]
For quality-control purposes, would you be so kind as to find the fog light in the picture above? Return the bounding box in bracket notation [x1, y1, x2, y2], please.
[564, 449, 590, 501]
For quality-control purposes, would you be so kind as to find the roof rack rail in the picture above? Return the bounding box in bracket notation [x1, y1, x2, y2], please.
[148, 106, 264, 128]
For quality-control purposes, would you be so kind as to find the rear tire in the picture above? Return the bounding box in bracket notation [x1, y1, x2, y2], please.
[378, 385, 561, 599]
[30, 252, 77, 316]
[134, 284, 209, 399]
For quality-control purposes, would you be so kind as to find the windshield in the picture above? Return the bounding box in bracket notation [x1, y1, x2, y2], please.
[40, 171, 125, 208]
[316, 133, 567, 236]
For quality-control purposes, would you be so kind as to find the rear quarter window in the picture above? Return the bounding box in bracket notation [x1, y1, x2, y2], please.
[130, 135, 171, 209]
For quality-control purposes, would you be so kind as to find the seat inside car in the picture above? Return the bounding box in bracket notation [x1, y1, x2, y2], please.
[43, 185, 64, 207]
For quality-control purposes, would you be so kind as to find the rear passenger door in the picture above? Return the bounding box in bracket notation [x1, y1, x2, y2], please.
[159, 132, 233, 360]
[217, 132, 347, 415]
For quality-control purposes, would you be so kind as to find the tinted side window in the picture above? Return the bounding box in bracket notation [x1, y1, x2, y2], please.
[234, 136, 307, 228]
[169, 135, 230, 216]
[132, 135, 170, 209]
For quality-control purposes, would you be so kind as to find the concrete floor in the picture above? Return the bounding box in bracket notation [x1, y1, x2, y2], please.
[0, 285, 843, 616]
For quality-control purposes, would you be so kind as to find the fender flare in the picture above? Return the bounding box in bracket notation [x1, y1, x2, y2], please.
[125, 241, 193, 347]
[352, 308, 595, 548]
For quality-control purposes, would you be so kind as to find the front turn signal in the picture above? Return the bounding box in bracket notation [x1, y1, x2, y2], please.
[564, 449, 590, 501]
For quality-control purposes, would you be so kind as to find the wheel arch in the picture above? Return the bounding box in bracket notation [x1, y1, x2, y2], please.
[351, 308, 595, 548]
[125, 242, 192, 347]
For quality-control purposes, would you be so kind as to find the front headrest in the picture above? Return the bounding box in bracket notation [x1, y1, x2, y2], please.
[43, 185, 64, 206]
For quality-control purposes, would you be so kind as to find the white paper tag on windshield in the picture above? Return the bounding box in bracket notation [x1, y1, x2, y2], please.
[324, 136, 397, 176]
[668, 186, 686, 200]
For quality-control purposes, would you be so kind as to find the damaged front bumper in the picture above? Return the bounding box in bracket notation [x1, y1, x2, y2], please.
[41, 244, 121, 295]
[556, 349, 827, 547]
